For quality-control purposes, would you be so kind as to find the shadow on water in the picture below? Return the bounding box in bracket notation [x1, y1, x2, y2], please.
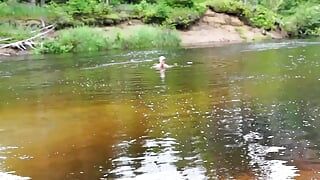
[0, 40, 320, 179]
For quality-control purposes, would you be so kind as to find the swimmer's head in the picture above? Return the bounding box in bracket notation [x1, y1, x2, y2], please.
[159, 56, 166, 63]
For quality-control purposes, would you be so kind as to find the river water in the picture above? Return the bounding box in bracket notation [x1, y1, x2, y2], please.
[0, 40, 320, 180]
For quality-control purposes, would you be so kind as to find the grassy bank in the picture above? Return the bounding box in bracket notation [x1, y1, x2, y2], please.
[35, 25, 180, 54]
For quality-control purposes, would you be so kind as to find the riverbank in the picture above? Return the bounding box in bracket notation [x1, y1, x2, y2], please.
[0, 10, 286, 57]
[179, 10, 286, 47]
[1, 0, 318, 57]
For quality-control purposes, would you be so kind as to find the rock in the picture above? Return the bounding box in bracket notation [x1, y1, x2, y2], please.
[0, 48, 18, 56]
[269, 31, 286, 39]
[204, 9, 216, 17]
[262, 30, 267, 35]
[202, 16, 226, 25]
[229, 16, 244, 26]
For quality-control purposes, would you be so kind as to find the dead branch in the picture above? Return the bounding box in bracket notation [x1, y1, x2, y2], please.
[0, 38, 12, 42]
[0, 25, 55, 51]
[31, 24, 54, 34]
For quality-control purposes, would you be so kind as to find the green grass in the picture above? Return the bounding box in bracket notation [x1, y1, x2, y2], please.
[35, 25, 181, 54]
[0, 23, 34, 42]
[0, 1, 54, 21]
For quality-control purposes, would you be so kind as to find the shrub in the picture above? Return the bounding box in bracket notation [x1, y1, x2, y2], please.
[0, 1, 54, 21]
[248, 5, 279, 30]
[36, 25, 181, 54]
[37, 27, 110, 54]
[163, 0, 195, 8]
[206, 0, 278, 30]
[206, 0, 249, 16]
[47, 0, 125, 27]
[283, 3, 320, 36]
[65, 0, 112, 16]
[135, 0, 203, 29]
[140, 2, 171, 24]
[165, 7, 201, 29]
[123, 25, 181, 48]
[0, 23, 33, 41]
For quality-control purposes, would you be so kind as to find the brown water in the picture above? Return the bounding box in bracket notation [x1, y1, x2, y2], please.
[1, 40, 320, 180]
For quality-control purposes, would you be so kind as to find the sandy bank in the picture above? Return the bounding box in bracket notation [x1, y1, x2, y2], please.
[179, 10, 286, 47]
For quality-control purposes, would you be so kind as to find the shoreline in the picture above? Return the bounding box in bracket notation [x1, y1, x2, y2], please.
[0, 10, 287, 58]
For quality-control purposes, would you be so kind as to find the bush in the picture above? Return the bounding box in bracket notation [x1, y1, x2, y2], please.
[206, 0, 249, 16]
[0, 1, 55, 21]
[37, 27, 110, 54]
[124, 25, 181, 49]
[36, 25, 181, 54]
[165, 7, 201, 29]
[65, 0, 111, 16]
[283, 3, 320, 36]
[134, 0, 203, 29]
[138, 2, 171, 24]
[248, 5, 279, 30]
[163, 0, 195, 8]
[47, 0, 128, 27]
[0, 23, 33, 41]
[206, 0, 278, 30]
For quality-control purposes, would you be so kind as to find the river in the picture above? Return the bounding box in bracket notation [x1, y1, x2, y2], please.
[0, 40, 320, 179]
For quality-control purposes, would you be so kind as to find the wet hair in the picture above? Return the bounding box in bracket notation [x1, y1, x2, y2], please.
[159, 56, 166, 63]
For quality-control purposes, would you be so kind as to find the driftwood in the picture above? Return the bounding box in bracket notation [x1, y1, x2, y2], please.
[0, 25, 55, 51]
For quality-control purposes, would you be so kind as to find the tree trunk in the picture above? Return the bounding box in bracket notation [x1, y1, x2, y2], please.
[30, 0, 36, 5]
[40, 0, 45, 6]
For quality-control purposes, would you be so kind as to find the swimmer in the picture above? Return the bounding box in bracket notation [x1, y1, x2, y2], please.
[152, 56, 172, 70]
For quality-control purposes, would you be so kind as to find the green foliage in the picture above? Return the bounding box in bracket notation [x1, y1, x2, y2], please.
[277, 0, 317, 15]
[206, 0, 249, 16]
[0, 23, 33, 41]
[206, 0, 278, 30]
[0, 1, 54, 20]
[249, 5, 279, 30]
[283, 3, 320, 36]
[65, 0, 111, 16]
[1, 0, 319, 44]
[36, 25, 181, 54]
[163, 0, 195, 8]
[47, 0, 129, 27]
[165, 7, 201, 29]
[37, 26, 110, 54]
[46, 2, 75, 27]
[141, 2, 171, 24]
[123, 25, 181, 48]
[134, 0, 203, 29]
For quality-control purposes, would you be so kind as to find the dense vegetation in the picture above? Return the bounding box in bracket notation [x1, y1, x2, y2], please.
[36, 25, 180, 53]
[0, 0, 319, 54]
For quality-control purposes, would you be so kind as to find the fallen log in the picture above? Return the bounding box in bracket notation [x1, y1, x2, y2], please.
[0, 25, 55, 51]
[31, 24, 54, 34]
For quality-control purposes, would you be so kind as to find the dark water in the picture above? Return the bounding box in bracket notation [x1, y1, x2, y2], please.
[0, 40, 320, 180]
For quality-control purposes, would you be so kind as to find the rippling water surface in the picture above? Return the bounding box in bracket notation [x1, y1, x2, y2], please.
[0, 40, 320, 179]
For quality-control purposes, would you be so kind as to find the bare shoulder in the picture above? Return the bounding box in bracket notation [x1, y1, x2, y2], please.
[163, 64, 173, 68]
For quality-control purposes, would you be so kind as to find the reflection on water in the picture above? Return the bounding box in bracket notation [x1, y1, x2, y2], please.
[107, 137, 207, 180]
[0, 41, 320, 179]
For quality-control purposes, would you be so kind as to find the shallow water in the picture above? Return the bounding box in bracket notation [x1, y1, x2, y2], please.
[0, 40, 320, 180]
